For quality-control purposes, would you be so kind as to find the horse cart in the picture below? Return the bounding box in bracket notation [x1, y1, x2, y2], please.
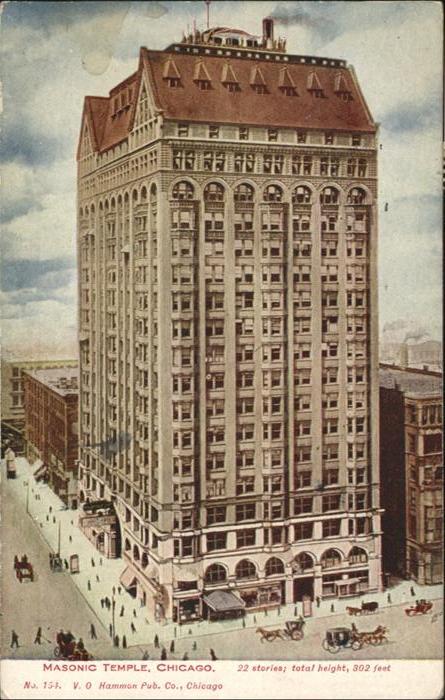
[256, 618, 305, 642]
[54, 633, 93, 660]
[322, 627, 363, 653]
[346, 601, 379, 616]
[14, 557, 34, 583]
[405, 599, 433, 616]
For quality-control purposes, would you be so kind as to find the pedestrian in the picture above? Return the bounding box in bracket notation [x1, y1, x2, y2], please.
[71, 520, 73, 526]
[96, 575, 100, 583]
[109, 624, 113, 638]
[87, 580, 91, 591]
[10, 631, 19, 649]
[316, 596, 321, 608]
[46, 515, 49, 522]
[410, 586, 415, 597]
[122, 635, 127, 649]
[100, 558, 103, 566]
[91, 557, 95, 567]
[133, 609, 137, 618]
[142, 650, 150, 660]
[330, 603, 335, 613]
[253, 615, 257, 624]
[131, 622, 136, 633]
[264, 608, 268, 617]
[13, 555, 19, 570]
[120, 605, 125, 617]
[277, 607, 281, 616]
[161, 647, 167, 660]
[387, 593, 392, 604]
[118, 586, 122, 595]
[182, 652, 189, 660]
[90, 623, 97, 640]
[154, 634, 159, 648]
[192, 641, 197, 651]
[242, 618, 246, 628]
[101, 598, 104, 609]
[174, 627, 177, 638]
[170, 640, 175, 653]
[34, 627, 42, 644]
[53, 516, 56, 524]
[69, 535, 72, 543]
[210, 648, 217, 660]
[112, 586, 116, 595]
[64, 559, 69, 570]
[49, 506, 52, 513]
[114, 635, 119, 648]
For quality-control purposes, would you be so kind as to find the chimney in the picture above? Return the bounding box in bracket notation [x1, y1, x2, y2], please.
[263, 17, 274, 47]
[398, 343, 409, 369]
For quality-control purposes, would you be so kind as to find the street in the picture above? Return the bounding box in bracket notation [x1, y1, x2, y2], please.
[1, 458, 443, 662]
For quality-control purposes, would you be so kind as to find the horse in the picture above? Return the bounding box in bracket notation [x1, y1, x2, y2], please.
[346, 606, 362, 616]
[255, 627, 284, 642]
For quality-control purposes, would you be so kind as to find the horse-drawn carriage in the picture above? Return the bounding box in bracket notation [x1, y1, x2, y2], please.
[256, 617, 305, 642]
[14, 556, 34, 583]
[405, 599, 433, 616]
[350, 623, 389, 647]
[322, 627, 362, 653]
[54, 632, 93, 660]
[346, 601, 379, 616]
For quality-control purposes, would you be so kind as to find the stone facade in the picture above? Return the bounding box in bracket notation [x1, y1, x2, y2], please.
[77, 21, 382, 622]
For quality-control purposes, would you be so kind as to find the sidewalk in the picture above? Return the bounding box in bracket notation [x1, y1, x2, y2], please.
[7, 457, 443, 651]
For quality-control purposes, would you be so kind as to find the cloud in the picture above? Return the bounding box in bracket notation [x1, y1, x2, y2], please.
[382, 97, 442, 134]
[0, 258, 75, 292]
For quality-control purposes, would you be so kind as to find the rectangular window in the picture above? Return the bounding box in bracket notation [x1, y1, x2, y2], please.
[322, 519, 341, 537]
[295, 522, 313, 540]
[236, 529, 256, 548]
[206, 531, 227, 551]
[207, 506, 226, 525]
[294, 496, 313, 515]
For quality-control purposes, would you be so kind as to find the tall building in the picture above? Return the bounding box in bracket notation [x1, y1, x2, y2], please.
[23, 366, 79, 507]
[77, 18, 382, 623]
[380, 364, 443, 584]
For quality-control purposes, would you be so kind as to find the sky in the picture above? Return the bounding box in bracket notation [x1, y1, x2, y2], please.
[0, 0, 443, 359]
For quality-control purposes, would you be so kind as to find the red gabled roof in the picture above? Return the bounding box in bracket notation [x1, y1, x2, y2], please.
[78, 46, 375, 159]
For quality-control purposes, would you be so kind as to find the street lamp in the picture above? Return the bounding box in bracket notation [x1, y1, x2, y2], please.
[25, 480, 30, 515]
[112, 595, 116, 640]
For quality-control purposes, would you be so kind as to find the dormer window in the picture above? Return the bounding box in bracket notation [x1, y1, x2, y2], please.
[209, 125, 220, 139]
[279, 67, 297, 96]
[163, 58, 182, 88]
[325, 132, 334, 145]
[178, 123, 189, 137]
[297, 130, 307, 144]
[334, 73, 352, 101]
[239, 127, 249, 140]
[307, 71, 324, 98]
[352, 134, 361, 146]
[194, 60, 212, 91]
[267, 129, 278, 142]
[250, 65, 267, 94]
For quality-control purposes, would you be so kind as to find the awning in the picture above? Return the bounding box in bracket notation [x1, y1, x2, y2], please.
[336, 578, 361, 587]
[203, 590, 246, 612]
[33, 464, 47, 480]
[120, 566, 137, 590]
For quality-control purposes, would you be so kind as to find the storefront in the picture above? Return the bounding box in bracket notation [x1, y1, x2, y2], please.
[202, 590, 246, 621]
[173, 597, 201, 624]
[238, 583, 283, 610]
[79, 501, 121, 558]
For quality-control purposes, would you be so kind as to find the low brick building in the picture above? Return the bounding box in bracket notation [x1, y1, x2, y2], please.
[380, 364, 443, 584]
[24, 367, 79, 507]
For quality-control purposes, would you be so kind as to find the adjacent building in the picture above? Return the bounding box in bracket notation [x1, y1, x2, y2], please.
[24, 367, 80, 508]
[1, 356, 78, 454]
[77, 18, 382, 623]
[380, 364, 443, 584]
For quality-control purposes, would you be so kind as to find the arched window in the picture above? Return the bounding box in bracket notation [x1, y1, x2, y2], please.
[347, 187, 366, 205]
[204, 563, 227, 584]
[235, 559, 257, 580]
[124, 538, 131, 552]
[141, 552, 149, 569]
[348, 547, 368, 564]
[133, 544, 140, 561]
[292, 186, 312, 204]
[321, 548, 342, 569]
[293, 552, 314, 573]
[234, 183, 254, 202]
[263, 184, 283, 202]
[150, 183, 157, 203]
[265, 557, 285, 576]
[172, 181, 194, 201]
[204, 182, 225, 202]
[320, 187, 339, 205]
